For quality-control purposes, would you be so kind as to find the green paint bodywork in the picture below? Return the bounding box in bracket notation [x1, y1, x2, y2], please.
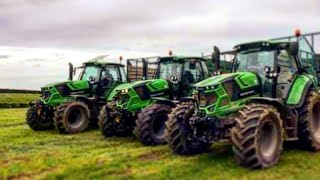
[38, 60, 126, 107]
[41, 80, 90, 106]
[111, 56, 209, 115]
[286, 75, 318, 105]
[111, 79, 170, 113]
[194, 72, 260, 117]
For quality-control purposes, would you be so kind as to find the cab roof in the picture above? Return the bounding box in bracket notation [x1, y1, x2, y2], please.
[83, 55, 125, 67]
[234, 40, 291, 52]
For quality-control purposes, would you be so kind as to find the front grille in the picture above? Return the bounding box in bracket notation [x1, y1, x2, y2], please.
[41, 90, 51, 100]
[196, 91, 217, 107]
[117, 93, 130, 105]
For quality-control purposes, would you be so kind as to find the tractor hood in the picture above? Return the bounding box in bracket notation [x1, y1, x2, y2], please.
[193, 72, 260, 117]
[40, 80, 91, 106]
[114, 79, 168, 91]
[42, 80, 90, 90]
[194, 72, 259, 89]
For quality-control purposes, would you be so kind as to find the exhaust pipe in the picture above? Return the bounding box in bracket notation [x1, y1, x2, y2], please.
[68, 62, 73, 81]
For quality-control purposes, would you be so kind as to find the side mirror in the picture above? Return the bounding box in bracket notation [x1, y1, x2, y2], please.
[73, 67, 77, 76]
[290, 42, 299, 56]
[142, 59, 148, 80]
[212, 46, 220, 72]
[68, 62, 73, 81]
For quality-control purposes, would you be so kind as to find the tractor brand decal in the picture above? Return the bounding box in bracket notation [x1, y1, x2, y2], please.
[240, 90, 255, 97]
[70, 91, 85, 95]
[150, 92, 165, 97]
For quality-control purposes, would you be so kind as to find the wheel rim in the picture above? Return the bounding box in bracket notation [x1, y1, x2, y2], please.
[67, 106, 85, 129]
[311, 102, 320, 139]
[152, 112, 167, 139]
[258, 120, 278, 159]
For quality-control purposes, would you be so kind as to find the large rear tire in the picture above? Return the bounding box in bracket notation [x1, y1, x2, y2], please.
[26, 101, 54, 131]
[98, 104, 132, 137]
[135, 104, 171, 146]
[297, 90, 320, 151]
[166, 102, 211, 155]
[54, 101, 90, 134]
[231, 103, 283, 169]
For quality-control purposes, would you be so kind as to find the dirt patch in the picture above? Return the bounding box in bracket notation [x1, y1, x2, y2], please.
[1, 156, 30, 167]
[107, 168, 132, 176]
[7, 167, 56, 180]
[138, 150, 166, 161]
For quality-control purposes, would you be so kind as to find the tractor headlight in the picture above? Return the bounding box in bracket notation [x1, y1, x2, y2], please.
[121, 89, 129, 94]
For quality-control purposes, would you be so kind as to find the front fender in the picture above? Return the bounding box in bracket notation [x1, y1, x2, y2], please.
[286, 75, 313, 107]
[151, 97, 177, 108]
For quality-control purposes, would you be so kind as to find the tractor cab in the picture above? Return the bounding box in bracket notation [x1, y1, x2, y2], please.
[229, 32, 320, 99]
[69, 55, 127, 98]
[127, 55, 209, 99]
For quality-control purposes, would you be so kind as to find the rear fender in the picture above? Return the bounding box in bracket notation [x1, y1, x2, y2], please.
[286, 75, 313, 108]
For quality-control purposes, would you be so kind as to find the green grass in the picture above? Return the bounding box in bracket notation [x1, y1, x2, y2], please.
[1, 109, 320, 179]
[0, 93, 40, 104]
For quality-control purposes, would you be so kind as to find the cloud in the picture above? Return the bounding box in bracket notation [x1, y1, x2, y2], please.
[0, 0, 319, 89]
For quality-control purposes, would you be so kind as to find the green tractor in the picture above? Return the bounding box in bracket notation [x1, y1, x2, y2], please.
[166, 31, 320, 168]
[99, 54, 214, 145]
[26, 55, 127, 134]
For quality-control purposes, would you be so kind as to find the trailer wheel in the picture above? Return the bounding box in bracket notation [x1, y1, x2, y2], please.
[135, 104, 171, 145]
[231, 103, 283, 169]
[26, 101, 54, 131]
[166, 102, 211, 155]
[54, 101, 90, 134]
[298, 90, 320, 151]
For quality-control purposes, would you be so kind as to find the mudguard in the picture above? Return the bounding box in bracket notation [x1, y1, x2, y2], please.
[286, 75, 313, 107]
[248, 97, 284, 113]
[70, 95, 94, 109]
[151, 97, 178, 108]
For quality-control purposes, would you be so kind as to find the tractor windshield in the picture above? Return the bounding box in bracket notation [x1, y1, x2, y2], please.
[234, 50, 275, 75]
[79, 66, 100, 81]
[158, 61, 183, 80]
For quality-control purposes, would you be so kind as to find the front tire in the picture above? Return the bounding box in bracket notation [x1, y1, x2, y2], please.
[135, 104, 171, 145]
[26, 101, 54, 131]
[166, 102, 211, 155]
[231, 103, 283, 169]
[297, 90, 320, 151]
[54, 101, 90, 134]
[98, 104, 133, 137]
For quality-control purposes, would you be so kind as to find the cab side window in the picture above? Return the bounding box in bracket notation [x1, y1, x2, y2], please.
[298, 37, 316, 74]
[184, 60, 203, 83]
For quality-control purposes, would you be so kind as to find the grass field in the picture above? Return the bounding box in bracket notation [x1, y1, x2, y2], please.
[0, 93, 39, 104]
[1, 108, 320, 179]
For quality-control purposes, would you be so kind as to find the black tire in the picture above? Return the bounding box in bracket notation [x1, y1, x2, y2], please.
[135, 104, 171, 146]
[98, 104, 132, 137]
[98, 104, 114, 137]
[231, 103, 283, 169]
[54, 101, 90, 134]
[166, 102, 211, 155]
[297, 90, 320, 151]
[26, 101, 54, 131]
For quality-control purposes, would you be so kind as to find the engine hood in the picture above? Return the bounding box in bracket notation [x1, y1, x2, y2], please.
[42, 80, 90, 90]
[194, 72, 259, 89]
[115, 79, 169, 91]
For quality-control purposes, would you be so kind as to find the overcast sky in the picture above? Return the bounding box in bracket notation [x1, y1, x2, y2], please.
[0, 0, 319, 89]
